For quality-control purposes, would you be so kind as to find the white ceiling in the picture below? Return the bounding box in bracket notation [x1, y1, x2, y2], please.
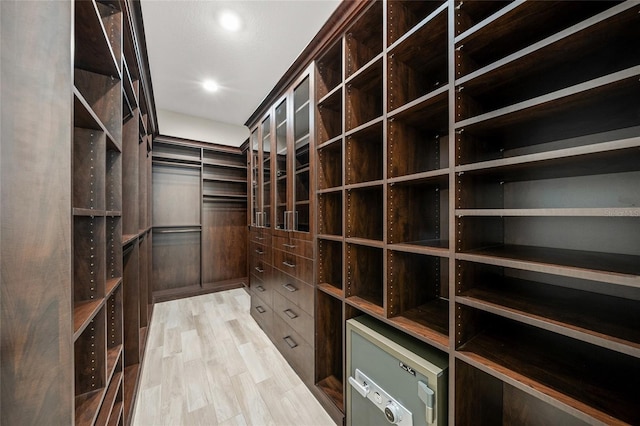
[140, 0, 341, 131]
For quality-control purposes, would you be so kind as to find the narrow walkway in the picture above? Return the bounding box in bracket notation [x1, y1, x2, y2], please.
[133, 288, 335, 426]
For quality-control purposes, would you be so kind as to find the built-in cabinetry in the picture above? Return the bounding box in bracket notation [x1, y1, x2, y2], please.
[73, 0, 154, 423]
[247, 67, 318, 394]
[1, 0, 156, 424]
[151, 136, 248, 303]
[311, 1, 640, 425]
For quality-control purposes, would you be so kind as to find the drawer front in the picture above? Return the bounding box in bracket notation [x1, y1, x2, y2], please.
[273, 248, 313, 284]
[250, 228, 271, 244]
[272, 235, 313, 259]
[250, 292, 273, 336]
[272, 291, 314, 346]
[273, 268, 314, 315]
[250, 256, 270, 280]
[272, 314, 313, 385]
[250, 241, 272, 263]
[250, 264, 273, 306]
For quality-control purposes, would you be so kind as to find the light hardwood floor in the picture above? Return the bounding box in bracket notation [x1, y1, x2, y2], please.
[132, 288, 336, 426]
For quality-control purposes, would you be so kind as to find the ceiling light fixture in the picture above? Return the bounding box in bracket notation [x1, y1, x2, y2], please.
[219, 11, 241, 32]
[203, 80, 219, 93]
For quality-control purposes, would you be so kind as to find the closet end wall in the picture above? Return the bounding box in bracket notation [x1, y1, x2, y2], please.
[151, 136, 248, 303]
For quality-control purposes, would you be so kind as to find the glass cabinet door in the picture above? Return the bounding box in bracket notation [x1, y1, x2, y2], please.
[275, 99, 289, 230]
[250, 128, 260, 226]
[293, 76, 310, 232]
[261, 115, 272, 228]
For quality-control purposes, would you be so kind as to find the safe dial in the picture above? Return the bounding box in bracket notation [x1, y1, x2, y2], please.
[384, 402, 402, 424]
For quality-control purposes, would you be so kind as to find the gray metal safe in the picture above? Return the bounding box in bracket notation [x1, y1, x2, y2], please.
[346, 316, 448, 426]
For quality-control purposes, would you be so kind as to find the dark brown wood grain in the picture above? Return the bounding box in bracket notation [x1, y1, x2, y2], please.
[345, 1, 383, 78]
[345, 121, 383, 184]
[318, 191, 343, 236]
[202, 201, 247, 283]
[454, 359, 503, 425]
[346, 186, 383, 241]
[123, 243, 140, 367]
[387, 0, 446, 46]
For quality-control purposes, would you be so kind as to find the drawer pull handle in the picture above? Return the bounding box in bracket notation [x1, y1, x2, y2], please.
[254, 266, 264, 273]
[283, 243, 296, 249]
[255, 306, 266, 314]
[283, 336, 298, 349]
[256, 236, 265, 240]
[256, 285, 265, 292]
[255, 249, 264, 255]
[284, 309, 298, 319]
[282, 261, 296, 268]
[283, 283, 297, 292]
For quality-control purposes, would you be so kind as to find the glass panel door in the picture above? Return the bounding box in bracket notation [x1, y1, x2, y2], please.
[251, 128, 260, 226]
[293, 76, 311, 232]
[275, 99, 289, 230]
[261, 115, 272, 228]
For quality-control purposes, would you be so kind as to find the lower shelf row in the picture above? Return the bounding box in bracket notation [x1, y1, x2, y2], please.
[315, 291, 640, 425]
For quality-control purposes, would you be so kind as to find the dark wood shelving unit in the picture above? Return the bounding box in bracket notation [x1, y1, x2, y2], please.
[345, 0, 383, 78]
[317, 88, 343, 144]
[387, 89, 449, 178]
[456, 310, 640, 425]
[303, 1, 640, 424]
[387, 0, 446, 47]
[387, 5, 447, 111]
[345, 121, 383, 185]
[346, 185, 383, 241]
[345, 58, 383, 132]
[2, 1, 155, 424]
[152, 137, 248, 303]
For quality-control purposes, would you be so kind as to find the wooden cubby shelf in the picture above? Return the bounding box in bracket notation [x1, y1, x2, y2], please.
[388, 89, 448, 178]
[388, 174, 448, 249]
[453, 0, 511, 37]
[317, 40, 342, 100]
[318, 238, 343, 293]
[317, 88, 343, 145]
[346, 185, 383, 241]
[387, 250, 449, 350]
[456, 309, 640, 425]
[456, 260, 640, 358]
[345, 1, 383, 78]
[387, 0, 446, 47]
[315, 290, 344, 412]
[345, 121, 383, 185]
[455, 69, 640, 166]
[317, 140, 342, 190]
[345, 58, 383, 132]
[387, 6, 447, 111]
[318, 191, 342, 236]
[345, 242, 384, 311]
[455, 1, 625, 78]
[74, 0, 120, 78]
[74, 305, 107, 425]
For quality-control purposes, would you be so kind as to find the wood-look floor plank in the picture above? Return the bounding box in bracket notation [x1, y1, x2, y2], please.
[132, 288, 336, 426]
[230, 371, 275, 426]
[184, 358, 213, 413]
[206, 360, 242, 423]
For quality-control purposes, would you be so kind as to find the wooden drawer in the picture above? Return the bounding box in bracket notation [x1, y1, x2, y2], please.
[249, 227, 271, 244]
[273, 267, 314, 315]
[250, 264, 273, 306]
[272, 291, 314, 346]
[272, 314, 313, 385]
[272, 248, 313, 284]
[250, 241, 272, 264]
[250, 292, 273, 336]
[272, 235, 313, 259]
[250, 255, 270, 279]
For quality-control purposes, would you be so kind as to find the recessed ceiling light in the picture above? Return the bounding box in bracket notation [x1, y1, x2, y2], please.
[203, 80, 219, 93]
[219, 11, 241, 32]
